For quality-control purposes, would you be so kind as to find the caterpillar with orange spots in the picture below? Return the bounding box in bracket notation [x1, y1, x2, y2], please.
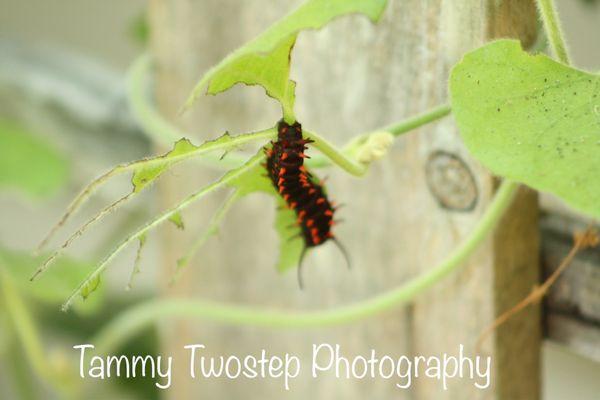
[265, 119, 350, 287]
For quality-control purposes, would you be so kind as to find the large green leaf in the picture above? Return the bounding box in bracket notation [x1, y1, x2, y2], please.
[0, 120, 69, 198]
[450, 40, 600, 218]
[184, 0, 388, 118]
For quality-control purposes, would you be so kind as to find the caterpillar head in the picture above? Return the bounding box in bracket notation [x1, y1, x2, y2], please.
[277, 120, 303, 142]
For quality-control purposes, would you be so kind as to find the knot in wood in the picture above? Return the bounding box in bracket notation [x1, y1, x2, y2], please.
[425, 151, 478, 212]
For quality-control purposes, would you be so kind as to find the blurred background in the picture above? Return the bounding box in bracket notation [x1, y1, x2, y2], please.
[0, 0, 599, 399]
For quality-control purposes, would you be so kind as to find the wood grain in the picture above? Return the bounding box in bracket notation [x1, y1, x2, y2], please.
[542, 213, 600, 363]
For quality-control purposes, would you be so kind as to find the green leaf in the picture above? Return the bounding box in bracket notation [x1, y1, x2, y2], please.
[206, 36, 298, 120]
[450, 40, 600, 218]
[226, 153, 273, 195]
[131, 138, 199, 192]
[184, 0, 388, 118]
[81, 276, 101, 300]
[0, 120, 69, 198]
[168, 212, 185, 230]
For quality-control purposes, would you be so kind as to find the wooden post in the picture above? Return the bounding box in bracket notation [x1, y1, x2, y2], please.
[148, 1, 540, 398]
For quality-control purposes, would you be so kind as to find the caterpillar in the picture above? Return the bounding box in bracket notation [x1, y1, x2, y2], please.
[265, 119, 350, 287]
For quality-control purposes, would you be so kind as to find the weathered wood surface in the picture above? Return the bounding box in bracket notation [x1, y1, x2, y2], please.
[542, 213, 600, 363]
[149, 1, 540, 399]
[1, 27, 598, 377]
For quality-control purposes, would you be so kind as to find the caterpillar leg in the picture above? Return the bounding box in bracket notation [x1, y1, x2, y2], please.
[332, 237, 351, 270]
[297, 246, 308, 290]
[286, 233, 302, 242]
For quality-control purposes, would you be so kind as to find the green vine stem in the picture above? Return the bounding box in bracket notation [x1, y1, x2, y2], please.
[304, 129, 368, 176]
[172, 189, 243, 283]
[0, 261, 49, 383]
[308, 104, 451, 168]
[68, 0, 575, 360]
[128, 55, 180, 144]
[383, 104, 452, 137]
[0, 255, 74, 397]
[93, 180, 517, 354]
[536, 0, 570, 64]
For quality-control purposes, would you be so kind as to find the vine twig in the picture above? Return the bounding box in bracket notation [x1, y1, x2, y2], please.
[477, 226, 599, 349]
[172, 189, 242, 284]
[536, 0, 570, 64]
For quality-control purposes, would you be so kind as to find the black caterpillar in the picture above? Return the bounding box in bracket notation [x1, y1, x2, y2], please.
[265, 120, 349, 287]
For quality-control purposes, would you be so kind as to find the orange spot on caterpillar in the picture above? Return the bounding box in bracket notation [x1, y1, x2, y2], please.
[267, 120, 342, 255]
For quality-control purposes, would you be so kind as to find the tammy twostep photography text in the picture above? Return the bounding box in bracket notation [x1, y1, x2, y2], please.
[74, 343, 491, 391]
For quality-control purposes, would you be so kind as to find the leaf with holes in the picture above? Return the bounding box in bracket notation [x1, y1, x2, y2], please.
[183, 0, 388, 118]
[131, 138, 198, 193]
[450, 39, 600, 218]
